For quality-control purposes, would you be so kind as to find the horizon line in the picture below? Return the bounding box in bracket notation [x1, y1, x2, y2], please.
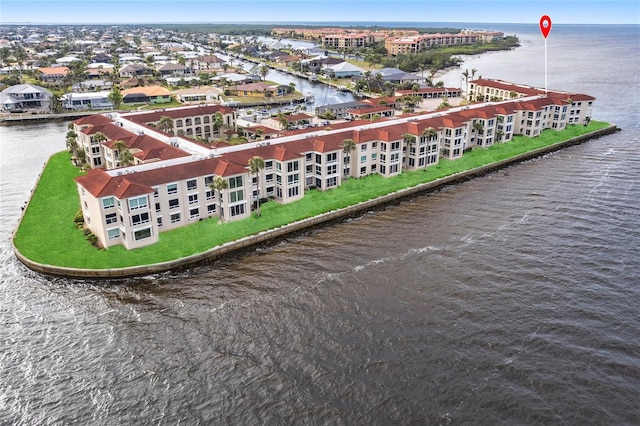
[3, 20, 638, 26]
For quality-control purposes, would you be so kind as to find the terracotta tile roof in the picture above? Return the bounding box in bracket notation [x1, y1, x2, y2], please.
[77, 157, 248, 198]
[121, 85, 171, 97]
[37, 66, 70, 75]
[125, 105, 234, 124]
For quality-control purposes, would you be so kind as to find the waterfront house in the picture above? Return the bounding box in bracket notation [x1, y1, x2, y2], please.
[0, 83, 53, 112]
[322, 61, 363, 79]
[122, 86, 172, 105]
[62, 91, 114, 111]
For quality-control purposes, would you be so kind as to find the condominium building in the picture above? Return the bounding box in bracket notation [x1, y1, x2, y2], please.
[385, 31, 504, 56]
[74, 82, 594, 250]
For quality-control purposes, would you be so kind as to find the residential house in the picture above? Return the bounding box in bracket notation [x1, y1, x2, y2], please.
[62, 91, 114, 111]
[0, 83, 53, 112]
[121, 86, 172, 104]
[323, 61, 363, 78]
[36, 66, 70, 84]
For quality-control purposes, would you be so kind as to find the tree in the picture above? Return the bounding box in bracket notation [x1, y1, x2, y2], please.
[248, 156, 265, 216]
[210, 176, 228, 221]
[108, 85, 123, 109]
[422, 127, 437, 140]
[119, 149, 135, 167]
[93, 132, 107, 144]
[473, 121, 484, 141]
[213, 111, 225, 137]
[259, 64, 269, 81]
[341, 138, 356, 179]
[363, 70, 372, 93]
[157, 115, 174, 134]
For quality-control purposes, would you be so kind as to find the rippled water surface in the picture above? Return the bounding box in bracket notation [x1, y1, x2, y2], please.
[1, 24, 639, 424]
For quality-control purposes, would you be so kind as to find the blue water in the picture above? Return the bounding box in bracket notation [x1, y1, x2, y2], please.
[1, 23, 639, 425]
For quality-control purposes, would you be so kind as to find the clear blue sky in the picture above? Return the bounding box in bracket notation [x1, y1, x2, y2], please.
[1, 0, 638, 25]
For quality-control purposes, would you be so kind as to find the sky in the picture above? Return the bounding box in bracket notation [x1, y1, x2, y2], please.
[1, 0, 639, 25]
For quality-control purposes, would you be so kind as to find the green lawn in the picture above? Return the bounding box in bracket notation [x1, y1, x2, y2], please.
[13, 121, 611, 270]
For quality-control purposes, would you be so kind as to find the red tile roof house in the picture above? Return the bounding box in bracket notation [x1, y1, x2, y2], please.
[73, 81, 596, 250]
[36, 66, 70, 84]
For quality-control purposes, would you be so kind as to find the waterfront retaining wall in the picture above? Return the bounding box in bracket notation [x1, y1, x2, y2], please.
[13, 124, 618, 279]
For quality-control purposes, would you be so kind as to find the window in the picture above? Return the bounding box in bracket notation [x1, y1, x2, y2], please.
[360, 166, 366, 175]
[305, 152, 312, 161]
[157, 217, 163, 227]
[170, 212, 181, 223]
[169, 198, 179, 209]
[326, 152, 337, 162]
[105, 213, 117, 224]
[361, 155, 367, 163]
[206, 190, 214, 200]
[230, 204, 245, 217]
[315, 154, 322, 164]
[229, 190, 244, 203]
[131, 212, 150, 226]
[381, 142, 387, 151]
[287, 161, 299, 172]
[276, 162, 282, 171]
[153, 187, 159, 198]
[287, 174, 299, 185]
[326, 177, 337, 187]
[391, 141, 400, 150]
[204, 175, 214, 186]
[228, 176, 243, 189]
[107, 228, 119, 240]
[187, 179, 197, 190]
[327, 164, 337, 175]
[102, 197, 115, 209]
[188, 194, 198, 204]
[155, 202, 161, 212]
[361, 143, 367, 152]
[390, 164, 399, 173]
[265, 160, 273, 170]
[190, 208, 200, 219]
[207, 204, 216, 214]
[371, 153, 377, 160]
[265, 173, 274, 183]
[167, 183, 178, 194]
[288, 187, 299, 197]
[390, 153, 399, 162]
[134, 228, 152, 241]
[128, 196, 148, 211]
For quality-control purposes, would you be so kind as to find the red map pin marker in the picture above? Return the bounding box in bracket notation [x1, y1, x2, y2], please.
[540, 15, 552, 38]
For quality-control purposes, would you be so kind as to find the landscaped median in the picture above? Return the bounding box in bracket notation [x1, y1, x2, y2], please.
[13, 120, 616, 278]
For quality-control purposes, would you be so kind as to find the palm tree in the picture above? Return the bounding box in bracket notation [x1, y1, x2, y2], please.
[363, 70, 372, 93]
[341, 138, 356, 179]
[422, 127, 437, 140]
[112, 139, 127, 165]
[248, 156, 265, 216]
[157, 115, 174, 134]
[403, 133, 417, 168]
[210, 176, 228, 221]
[119, 149, 135, 167]
[213, 111, 224, 138]
[259, 64, 269, 81]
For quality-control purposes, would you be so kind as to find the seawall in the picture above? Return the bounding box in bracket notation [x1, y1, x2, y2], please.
[13, 124, 619, 279]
